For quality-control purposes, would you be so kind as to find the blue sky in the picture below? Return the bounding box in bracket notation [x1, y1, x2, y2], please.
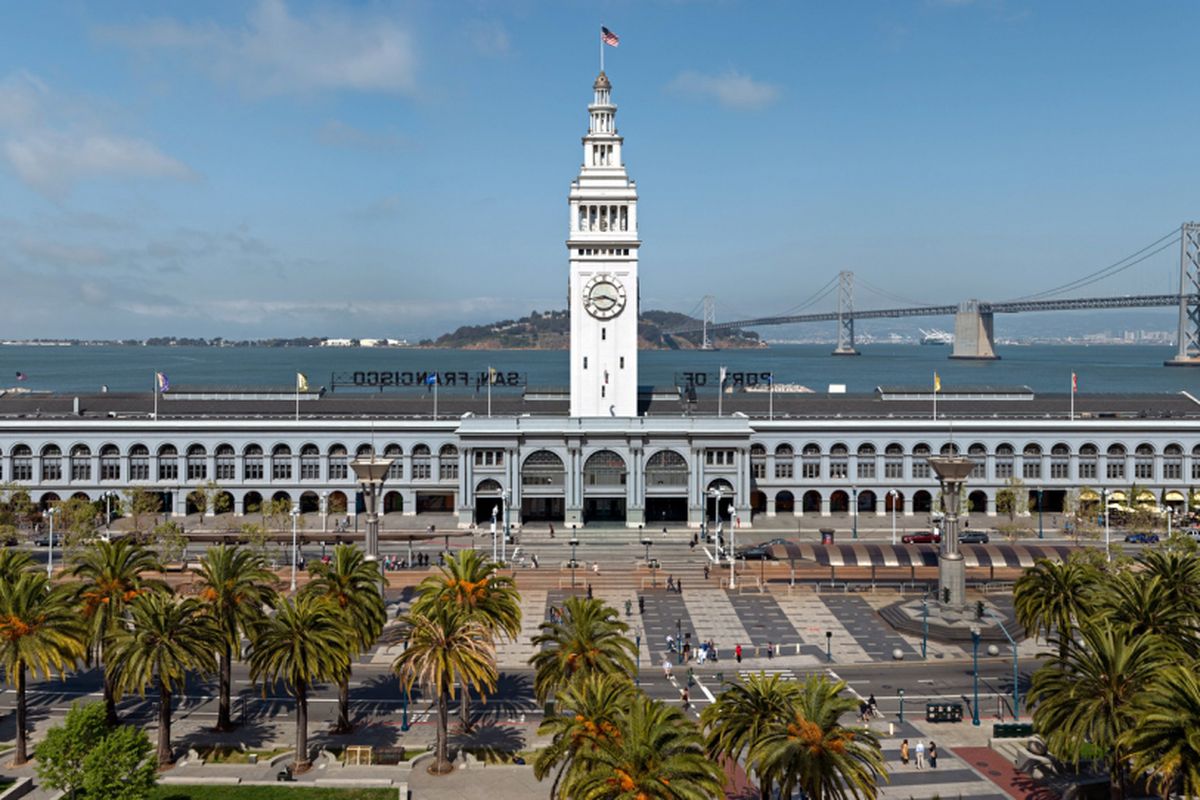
[0, 1, 1196, 340]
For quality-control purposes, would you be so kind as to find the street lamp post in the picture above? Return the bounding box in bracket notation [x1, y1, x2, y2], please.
[46, 507, 58, 579]
[635, 629, 642, 686]
[491, 505, 499, 562]
[676, 619, 684, 665]
[1167, 506, 1174, 538]
[501, 489, 511, 564]
[852, 486, 858, 540]
[898, 688, 905, 724]
[971, 627, 981, 726]
[569, 536, 579, 589]
[290, 508, 300, 592]
[922, 594, 929, 659]
[825, 630, 832, 662]
[985, 609, 1021, 720]
[888, 490, 898, 545]
[102, 491, 114, 529]
[401, 686, 410, 731]
[350, 450, 394, 562]
[1103, 488, 1111, 562]
[1037, 488, 1044, 539]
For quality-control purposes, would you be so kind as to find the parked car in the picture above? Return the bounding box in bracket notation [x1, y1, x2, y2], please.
[735, 538, 787, 560]
[1124, 532, 1159, 544]
[901, 531, 941, 544]
[958, 531, 990, 544]
[32, 535, 50, 547]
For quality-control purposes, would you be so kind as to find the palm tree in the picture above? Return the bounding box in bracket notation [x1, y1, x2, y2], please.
[701, 672, 800, 800]
[1135, 546, 1200, 620]
[529, 597, 636, 704]
[247, 593, 347, 771]
[752, 674, 887, 800]
[194, 544, 278, 731]
[1029, 622, 1168, 798]
[561, 693, 725, 800]
[414, 549, 520, 731]
[1122, 664, 1200, 800]
[303, 543, 385, 733]
[108, 593, 220, 767]
[1094, 571, 1197, 656]
[70, 539, 165, 724]
[534, 673, 631, 799]
[394, 605, 497, 775]
[0, 572, 86, 764]
[0, 549, 34, 585]
[1013, 557, 1095, 660]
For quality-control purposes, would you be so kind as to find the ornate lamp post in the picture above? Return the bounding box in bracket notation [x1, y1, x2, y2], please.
[971, 626, 981, 726]
[569, 535, 580, 589]
[46, 506, 58, 579]
[290, 507, 300, 592]
[851, 485, 859, 540]
[1036, 487, 1044, 539]
[350, 449, 394, 562]
[888, 489, 899, 545]
[927, 456, 974, 609]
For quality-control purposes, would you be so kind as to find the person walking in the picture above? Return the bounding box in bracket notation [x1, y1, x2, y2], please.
[586, 583, 593, 600]
[735, 644, 743, 664]
[662, 658, 673, 680]
[676, 579, 683, 595]
[703, 564, 710, 580]
[929, 742, 938, 769]
[766, 640, 774, 659]
[914, 740, 925, 769]
[900, 739, 909, 766]
[666, 575, 675, 591]
[680, 686, 690, 710]
[549, 522, 555, 538]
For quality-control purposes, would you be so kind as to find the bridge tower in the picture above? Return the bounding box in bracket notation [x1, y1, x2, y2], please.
[1166, 222, 1200, 367]
[831, 270, 860, 356]
[701, 295, 715, 350]
[950, 299, 999, 360]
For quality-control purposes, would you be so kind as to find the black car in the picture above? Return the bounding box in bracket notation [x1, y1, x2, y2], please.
[737, 546, 778, 561]
[32, 536, 50, 547]
[958, 531, 990, 544]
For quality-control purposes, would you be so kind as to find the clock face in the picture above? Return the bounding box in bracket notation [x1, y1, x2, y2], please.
[583, 274, 627, 320]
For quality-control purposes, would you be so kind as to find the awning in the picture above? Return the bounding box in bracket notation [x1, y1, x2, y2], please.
[1135, 490, 1155, 503]
[1165, 490, 1186, 502]
[765, 542, 1078, 569]
[1078, 489, 1100, 501]
[1109, 491, 1128, 502]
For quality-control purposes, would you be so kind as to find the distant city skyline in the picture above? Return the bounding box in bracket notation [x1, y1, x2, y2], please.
[1, 1, 1196, 340]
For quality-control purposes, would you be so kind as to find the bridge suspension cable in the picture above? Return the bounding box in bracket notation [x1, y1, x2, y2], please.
[1008, 228, 1181, 302]
[857, 277, 927, 308]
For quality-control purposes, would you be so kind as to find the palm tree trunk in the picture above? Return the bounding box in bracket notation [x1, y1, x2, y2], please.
[335, 676, 351, 733]
[217, 642, 233, 731]
[103, 668, 118, 726]
[296, 679, 310, 771]
[460, 679, 471, 731]
[14, 663, 28, 765]
[157, 679, 173, 768]
[433, 690, 452, 774]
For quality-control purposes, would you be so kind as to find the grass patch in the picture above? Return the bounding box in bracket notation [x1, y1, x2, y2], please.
[150, 788, 396, 800]
[197, 746, 291, 764]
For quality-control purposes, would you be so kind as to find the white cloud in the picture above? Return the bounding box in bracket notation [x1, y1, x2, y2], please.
[317, 120, 409, 152]
[97, 0, 418, 96]
[0, 72, 194, 199]
[667, 69, 781, 111]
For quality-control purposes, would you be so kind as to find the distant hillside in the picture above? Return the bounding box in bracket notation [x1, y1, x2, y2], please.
[420, 309, 764, 350]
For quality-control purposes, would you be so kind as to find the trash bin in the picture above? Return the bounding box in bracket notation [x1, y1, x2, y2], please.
[820, 528, 835, 545]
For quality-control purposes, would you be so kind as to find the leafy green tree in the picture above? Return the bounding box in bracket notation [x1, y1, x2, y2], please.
[561, 693, 725, 800]
[702, 672, 800, 800]
[1029, 623, 1168, 796]
[122, 488, 163, 538]
[79, 722, 157, 800]
[0, 572, 87, 763]
[529, 597, 636, 704]
[752, 674, 886, 800]
[394, 605, 497, 775]
[150, 520, 188, 563]
[1013, 557, 1097, 660]
[304, 544, 386, 733]
[54, 496, 100, 555]
[247, 593, 347, 771]
[194, 545, 277, 731]
[1122, 664, 1200, 800]
[108, 593, 221, 767]
[995, 477, 1032, 541]
[70, 540, 166, 725]
[35, 701, 110, 798]
[240, 522, 272, 559]
[263, 497, 296, 534]
[414, 549, 520, 731]
[534, 673, 631, 799]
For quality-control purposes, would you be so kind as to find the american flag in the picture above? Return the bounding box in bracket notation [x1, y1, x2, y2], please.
[15, 371, 26, 381]
[601, 26, 619, 47]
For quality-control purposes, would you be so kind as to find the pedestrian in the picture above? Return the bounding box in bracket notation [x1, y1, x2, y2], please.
[625, 599, 632, 617]
[929, 742, 937, 769]
[900, 739, 909, 766]
[662, 526, 668, 537]
[549, 522, 555, 538]
[703, 564, 710, 580]
[735, 644, 743, 663]
[767, 640, 773, 659]
[914, 740, 925, 769]
[676, 579, 683, 595]
[667, 575, 675, 591]
[638, 595, 645, 614]
[586, 583, 593, 600]
[531, 553, 539, 569]
[662, 658, 672, 680]
[680, 687, 690, 710]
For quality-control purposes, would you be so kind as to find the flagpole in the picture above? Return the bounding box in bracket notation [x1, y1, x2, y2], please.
[600, 25, 604, 72]
[932, 374, 937, 421]
[769, 374, 774, 421]
[1070, 374, 1075, 422]
[433, 378, 439, 420]
[487, 366, 492, 418]
[153, 372, 158, 421]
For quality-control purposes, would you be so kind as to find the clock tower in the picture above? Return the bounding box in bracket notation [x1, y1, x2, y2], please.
[569, 71, 640, 417]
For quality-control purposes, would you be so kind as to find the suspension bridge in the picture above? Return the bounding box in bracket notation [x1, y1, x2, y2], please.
[668, 222, 1200, 365]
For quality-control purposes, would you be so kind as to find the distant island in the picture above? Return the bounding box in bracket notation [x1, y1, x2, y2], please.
[416, 309, 764, 350]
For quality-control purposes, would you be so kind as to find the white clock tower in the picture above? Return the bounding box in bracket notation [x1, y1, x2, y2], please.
[569, 71, 640, 417]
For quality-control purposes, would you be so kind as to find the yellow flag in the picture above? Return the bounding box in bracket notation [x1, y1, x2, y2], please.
[488, 367, 497, 384]
[933, 372, 941, 393]
[297, 372, 309, 392]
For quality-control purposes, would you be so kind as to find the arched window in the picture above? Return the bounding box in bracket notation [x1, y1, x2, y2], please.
[328, 444, 348, 480]
[1106, 444, 1126, 480]
[271, 444, 292, 481]
[1134, 443, 1155, 480]
[522, 450, 565, 488]
[157, 444, 178, 481]
[829, 444, 848, 479]
[70, 444, 91, 481]
[129, 444, 150, 481]
[1022, 444, 1042, 479]
[802, 444, 821, 479]
[187, 444, 207, 481]
[968, 443, 987, 478]
[212, 444, 234, 480]
[1164, 444, 1183, 481]
[244, 444, 264, 480]
[300, 444, 320, 480]
[940, 443, 960, 456]
[99, 444, 120, 481]
[1078, 443, 1098, 480]
[884, 443, 903, 479]
[439, 445, 459, 481]
[1050, 443, 1069, 479]
[583, 450, 626, 487]
[994, 443, 1014, 479]
[12, 444, 33, 481]
[775, 444, 794, 479]
[912, 443, 931, 479]
[750, 444, 766, 481]
[411, 444, 432, 480]
[384, 444, 403, 481]
[646, 450, 688, 487]
[856, 443, 876, 479]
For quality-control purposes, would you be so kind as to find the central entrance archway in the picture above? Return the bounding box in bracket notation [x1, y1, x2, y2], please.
[583, 450, 627, 524]
[644, 449, 688, 524]
[521, 450, 566, 522]
[705, 479, 735, 522]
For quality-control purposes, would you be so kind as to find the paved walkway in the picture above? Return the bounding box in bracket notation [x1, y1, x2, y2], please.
[955, 747, 1061, 800]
